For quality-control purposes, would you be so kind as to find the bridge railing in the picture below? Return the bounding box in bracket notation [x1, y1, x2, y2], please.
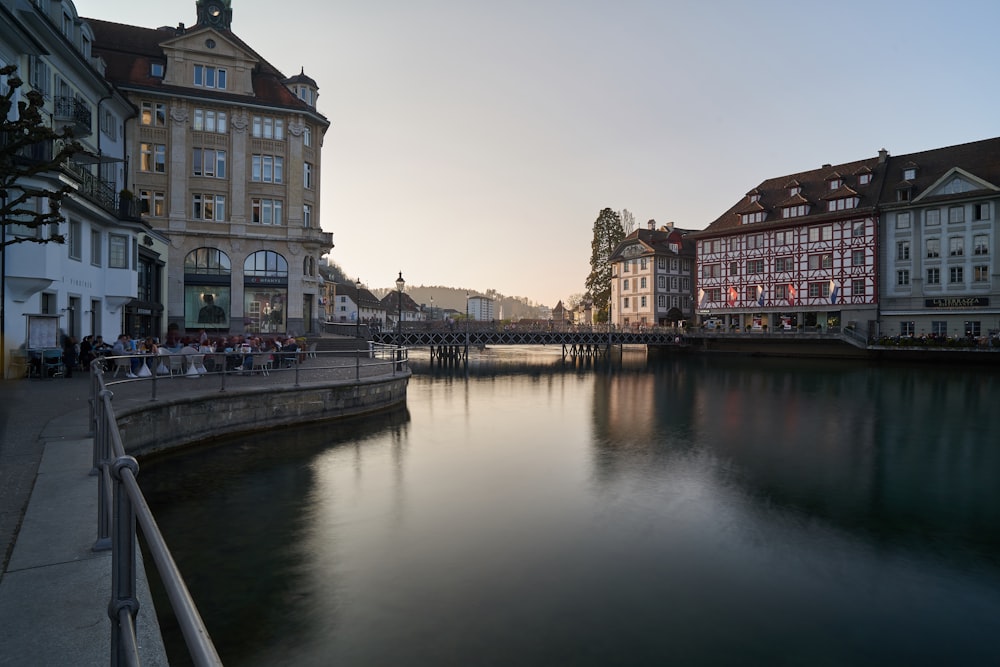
[91, 361, 223, 667]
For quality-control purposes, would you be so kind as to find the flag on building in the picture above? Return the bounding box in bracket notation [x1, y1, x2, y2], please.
[698, 288, 708, 309]
[727, 286, 738, 307]
[829, 279, 839, 305]
[757, 285, 765, 307]
[788, 284, 797, 306]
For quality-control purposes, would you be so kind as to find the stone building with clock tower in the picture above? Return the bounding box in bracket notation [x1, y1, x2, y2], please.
[86, 0, 332, 337]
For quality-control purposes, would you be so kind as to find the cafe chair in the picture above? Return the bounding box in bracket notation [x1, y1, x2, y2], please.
[6, 349, 28, 379]
[41, 349, 65, 378]
[251, 356, 271, 376]
[111, 356, 131, 378]
[168, 354, 184, 378]
[192, 354, 208, 374]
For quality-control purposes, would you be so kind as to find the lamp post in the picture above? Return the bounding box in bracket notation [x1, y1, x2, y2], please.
[430, 296, 434, 323]
[395, 271, 405, 348]
[355, 278, 362, 381]
[355, 278, 362, 338]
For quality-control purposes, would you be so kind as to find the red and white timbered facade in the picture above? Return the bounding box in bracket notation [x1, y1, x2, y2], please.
[695, 156, 884, 331]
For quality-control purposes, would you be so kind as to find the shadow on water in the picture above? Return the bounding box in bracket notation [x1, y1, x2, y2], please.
[138, 405, 410, 666]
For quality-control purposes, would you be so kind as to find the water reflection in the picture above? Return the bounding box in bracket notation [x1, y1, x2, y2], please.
[141, 350, 1000, 666]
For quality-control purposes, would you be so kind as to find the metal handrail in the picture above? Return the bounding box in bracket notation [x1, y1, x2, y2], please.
[96, 345, 407, 399]
[92, 362, 222, 666]
[89, 343, 408, 665]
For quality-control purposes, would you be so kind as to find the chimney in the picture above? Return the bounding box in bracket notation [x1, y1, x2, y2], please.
[176, 22, 185, 35]
[878, 148, 889, 163]
[647, 219, 656, 230]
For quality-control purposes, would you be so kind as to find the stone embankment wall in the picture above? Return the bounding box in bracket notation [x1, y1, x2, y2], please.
[115, 375, 409, 457]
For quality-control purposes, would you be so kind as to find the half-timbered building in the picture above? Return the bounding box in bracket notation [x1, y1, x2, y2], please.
[695, 155, 887, 333]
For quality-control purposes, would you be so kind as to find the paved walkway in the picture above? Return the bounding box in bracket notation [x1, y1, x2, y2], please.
[0, 355, 403, 665]
[0, 373, 168, 666]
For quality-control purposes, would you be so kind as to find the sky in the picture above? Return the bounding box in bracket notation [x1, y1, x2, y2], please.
[82, 0, 1000, 307]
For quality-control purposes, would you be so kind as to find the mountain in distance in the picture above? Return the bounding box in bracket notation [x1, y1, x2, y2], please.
[382, 286, 544, 320]
[321, 262, 546, 319]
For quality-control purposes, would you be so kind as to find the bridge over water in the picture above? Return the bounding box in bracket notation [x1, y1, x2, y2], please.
[367, 324, 684, 360]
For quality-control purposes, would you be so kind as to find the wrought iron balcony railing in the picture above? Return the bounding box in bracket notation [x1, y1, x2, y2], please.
[53, 96, 93, 137]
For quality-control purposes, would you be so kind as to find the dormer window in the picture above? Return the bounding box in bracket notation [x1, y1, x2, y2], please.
[150, 62, 164, 78]
[193, 65, 227, 90]
[903, 167, 916, 180]
[782, 204, 808, 219]
[858, 173, 871, 185]
[897, 187, 911, 202]
[828, 178, 842, 190]
[789, 186, 801, 196]
[741, 211, 765, 224]
[828, 197, 859, 212]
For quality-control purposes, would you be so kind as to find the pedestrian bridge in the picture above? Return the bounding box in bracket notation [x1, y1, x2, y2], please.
[369, 325, 684, 360]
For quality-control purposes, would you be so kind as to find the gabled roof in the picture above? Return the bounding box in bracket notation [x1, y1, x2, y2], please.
[885, 136, 1000, 206]
[380, 291, 421, 313]
[609, 225, 697, 262]
[700, 154, 888, 236]
[84, 17, 328, 123]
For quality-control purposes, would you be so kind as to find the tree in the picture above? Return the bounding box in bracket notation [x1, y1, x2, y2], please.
[620, 208, 635, 235]
[1, 65, 82, 249]
[585, 207, 624, 322]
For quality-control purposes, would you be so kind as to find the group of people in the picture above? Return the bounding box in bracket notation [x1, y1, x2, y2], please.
[56, 334, 114, 378]
[52, 329, 306, 379]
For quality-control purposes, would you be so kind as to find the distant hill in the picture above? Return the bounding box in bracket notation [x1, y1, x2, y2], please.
[321, 262, 545, 319]
[372, 285, 543, 320]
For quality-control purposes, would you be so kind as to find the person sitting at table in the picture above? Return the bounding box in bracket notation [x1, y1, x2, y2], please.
[111, 334, 138, 378]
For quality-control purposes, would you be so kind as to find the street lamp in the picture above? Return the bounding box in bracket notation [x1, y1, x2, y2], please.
[395, 271, 405, 346]
[355, 277, 362, 380]
[430, 296, 434, 323]
[355, 278, 362, 337]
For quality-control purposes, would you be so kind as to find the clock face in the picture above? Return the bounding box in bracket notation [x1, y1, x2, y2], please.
[209, 4, 222, 17]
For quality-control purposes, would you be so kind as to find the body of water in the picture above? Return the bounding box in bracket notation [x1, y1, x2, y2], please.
[140, 348, 1000, 666]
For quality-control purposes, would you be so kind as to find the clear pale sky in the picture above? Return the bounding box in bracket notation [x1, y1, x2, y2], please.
[83, 0, 1000, 307]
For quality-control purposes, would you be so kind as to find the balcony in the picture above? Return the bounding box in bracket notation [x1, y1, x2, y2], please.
[61, 160, 140, 221]
[53, 96, 92, 138]
[1, 130, 53, 163]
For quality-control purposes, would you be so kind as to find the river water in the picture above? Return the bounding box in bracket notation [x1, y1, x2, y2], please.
[140, 347, 1000, 666]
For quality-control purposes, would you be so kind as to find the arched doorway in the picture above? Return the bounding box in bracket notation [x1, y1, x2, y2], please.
[244, 250, 288, 334]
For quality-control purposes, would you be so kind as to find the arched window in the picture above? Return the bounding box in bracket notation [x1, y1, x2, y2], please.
[244, 250, 287, 277]
[185, 247, 231, 274]
[183, 248, 232, 330]
[244, 251, 288, 334]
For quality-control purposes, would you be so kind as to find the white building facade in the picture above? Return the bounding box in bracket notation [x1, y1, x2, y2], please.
[2, 0, 158, 373]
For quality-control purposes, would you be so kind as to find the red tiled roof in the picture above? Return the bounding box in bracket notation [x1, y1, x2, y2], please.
[701, 155, 888, 236]
[84, 17, 326, 120]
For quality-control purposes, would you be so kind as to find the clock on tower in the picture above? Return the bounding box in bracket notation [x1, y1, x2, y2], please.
[196, 0, 232, 30]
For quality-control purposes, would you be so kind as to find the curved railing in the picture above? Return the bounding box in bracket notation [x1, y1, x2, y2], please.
[95, 344, 408, 400]
[91, 362, 222, 667]
[89, 345, 408, 665]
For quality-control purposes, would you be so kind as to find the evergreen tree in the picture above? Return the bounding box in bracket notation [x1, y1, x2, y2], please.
[585, 207, 624, 322]
[1, 65, 82, 249]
